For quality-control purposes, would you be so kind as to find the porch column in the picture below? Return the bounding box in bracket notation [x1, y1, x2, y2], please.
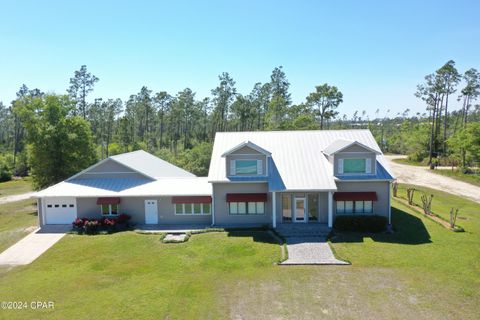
[388, 182, 392, 225]
[211, 193, 215, 226]
[328, 191, 333, 228]
[272, 192, 277, 228]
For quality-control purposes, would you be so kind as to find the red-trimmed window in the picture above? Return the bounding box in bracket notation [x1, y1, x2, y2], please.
[229, 202, 265, 215]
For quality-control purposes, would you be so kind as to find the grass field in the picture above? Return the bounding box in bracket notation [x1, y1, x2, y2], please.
[0, 177, 33, 197]
[0, 199, 38, 252]
[430, 169, 480, 187]
[0, 185, 478, 319]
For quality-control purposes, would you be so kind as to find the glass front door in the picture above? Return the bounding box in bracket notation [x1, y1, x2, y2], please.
[294, 198, 306, 223]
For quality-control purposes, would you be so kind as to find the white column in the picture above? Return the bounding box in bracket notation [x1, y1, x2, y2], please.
[388, 182, 391, 225]
[328, 191, 333, 228]
[272, 192, 277, 228]
[211, 193, 216, 226]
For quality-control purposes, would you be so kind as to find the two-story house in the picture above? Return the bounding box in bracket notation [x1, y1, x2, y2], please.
[35, 129, 395, 229]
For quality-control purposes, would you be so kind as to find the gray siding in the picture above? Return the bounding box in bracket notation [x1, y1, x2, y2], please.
[334, 181, 390, 219]
[333, 152, 376, 176]
[212, 182, 272, 226]
[76, 196, 211, 225]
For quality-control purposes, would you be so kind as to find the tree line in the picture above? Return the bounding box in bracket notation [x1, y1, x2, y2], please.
[0, 66, 344, 188]
[0, 61, 478, 189]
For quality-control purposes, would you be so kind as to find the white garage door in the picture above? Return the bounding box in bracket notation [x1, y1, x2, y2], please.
[45, 197, 77, 224]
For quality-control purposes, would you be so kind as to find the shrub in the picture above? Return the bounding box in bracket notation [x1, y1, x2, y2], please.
[116, 213, 131, 224]
[84, 220, 100, 234]
[0, 164, 12, 182]
[71, 214, 131, 234]
[333, 215, 387, 233]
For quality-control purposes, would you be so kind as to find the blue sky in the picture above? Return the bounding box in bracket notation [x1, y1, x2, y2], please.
[1, 0, 479, 117]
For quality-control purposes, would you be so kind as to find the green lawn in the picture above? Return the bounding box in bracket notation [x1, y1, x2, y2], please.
[0, 187, 479, 319]
[0, 199, 38, 252]
[431, 169, 480, 187]
[0, 177, 33, 197]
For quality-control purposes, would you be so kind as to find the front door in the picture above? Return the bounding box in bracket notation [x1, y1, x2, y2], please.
[145, 200, 158, 224]
[294, 198, 306, 223]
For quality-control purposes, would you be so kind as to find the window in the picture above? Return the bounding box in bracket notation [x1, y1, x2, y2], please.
[54, 205, 59, 208]
[308, 194, 319, 221]
[69, 204, 74, 208]
[235, 160, 258, 175]
[336, 200, 373, 214]
[47, 205, 52, 208]
[193, 203, 202, 215]
[343, 159, 366, 174]
[203, 203, 211, 214]
[282, 195, 292, 221]
[229, 202, 265, 215]
[175, 203, 211, 215]
[101, 204, 119, 216]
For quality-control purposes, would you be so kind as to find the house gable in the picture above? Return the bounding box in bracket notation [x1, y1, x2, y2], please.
[222, 142, 270, 178]
[69, 158, 152, 180]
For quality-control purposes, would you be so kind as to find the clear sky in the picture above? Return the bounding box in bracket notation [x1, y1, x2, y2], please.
[1, 0, 479, 117]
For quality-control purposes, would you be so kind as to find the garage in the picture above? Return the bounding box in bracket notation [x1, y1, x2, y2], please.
[44, 197, 77, 224]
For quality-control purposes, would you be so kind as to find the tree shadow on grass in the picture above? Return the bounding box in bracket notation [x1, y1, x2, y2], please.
[330, 207, 431, 245]
[225, 229, 279, 245]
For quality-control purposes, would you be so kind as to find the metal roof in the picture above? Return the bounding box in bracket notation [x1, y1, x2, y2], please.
[323, 139, 381, 155]
[208, 129, 395, 191]
[221, 141, 272, 157]
[110, 150, 195, 178]
[36, 177, 211, 198]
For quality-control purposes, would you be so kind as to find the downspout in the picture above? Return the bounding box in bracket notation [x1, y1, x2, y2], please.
[211, 192, 215, 227]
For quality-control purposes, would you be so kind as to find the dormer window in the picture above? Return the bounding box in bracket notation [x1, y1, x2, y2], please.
[338, 158, 372, 174]
[231, 159, 263, 175]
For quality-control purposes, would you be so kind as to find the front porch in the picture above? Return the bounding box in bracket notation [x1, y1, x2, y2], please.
[272, 191, 334, 229]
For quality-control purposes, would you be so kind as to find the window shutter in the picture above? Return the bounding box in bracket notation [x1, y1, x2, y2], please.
[230, 160, 236, 176]
[338, 159, 344, 174]
[365, 158, 372, 174]
[257, 160, 263, 175]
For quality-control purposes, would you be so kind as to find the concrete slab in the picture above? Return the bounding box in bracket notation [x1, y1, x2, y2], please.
[0, 227, 67, 266]
[281, 237, 349, 265]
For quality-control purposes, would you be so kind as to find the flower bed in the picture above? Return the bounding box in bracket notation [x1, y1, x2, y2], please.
[72, 214, 131, 234]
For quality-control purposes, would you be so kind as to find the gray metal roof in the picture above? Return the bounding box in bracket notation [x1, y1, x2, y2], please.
[110, 150, 195, 178]
[323, 139, 381, 155]
[36, 177, 211, 198]
[208, 129, 394, 191]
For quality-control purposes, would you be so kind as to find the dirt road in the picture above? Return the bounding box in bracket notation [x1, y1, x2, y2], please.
[385, 155, 480, 203]
[0, 192, 36, 205]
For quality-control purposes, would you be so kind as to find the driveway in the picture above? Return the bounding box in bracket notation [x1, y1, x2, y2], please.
[0, 225, 69, 266]
[385, 155, 480, 203]
[0, 192, 36, 205]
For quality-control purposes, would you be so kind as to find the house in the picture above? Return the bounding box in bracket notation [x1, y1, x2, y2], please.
[36, 129, 395, 229]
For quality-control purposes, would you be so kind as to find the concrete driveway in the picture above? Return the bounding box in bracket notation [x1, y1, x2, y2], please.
[385, 155, 480, 204]
[0, 225, 69, 266]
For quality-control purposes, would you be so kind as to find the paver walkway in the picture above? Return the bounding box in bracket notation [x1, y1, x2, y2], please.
[281, 237, 349, 265]
[0, 226, 69, 266]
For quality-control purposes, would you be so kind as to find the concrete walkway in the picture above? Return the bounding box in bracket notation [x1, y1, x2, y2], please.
[0, 226, 68, 266]
[281, 237, 349, 265]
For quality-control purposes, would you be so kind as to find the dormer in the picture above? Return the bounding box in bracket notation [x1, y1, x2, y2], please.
[222, 141, 271, 178]
[323, 139, 381, 176]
